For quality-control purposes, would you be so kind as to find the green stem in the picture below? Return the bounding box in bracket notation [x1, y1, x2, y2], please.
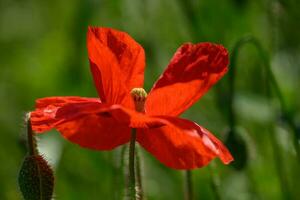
[135, 148, 143, 199]
[269, 125, 291, 200]
[129, 129, 137, 199]
[185, 170, 193, 200]
[228, 46, 237, 132]
[230, 36, 300, 162]
[26, 113, 38, 156]
[114, 145, 127, 200]
[209, 163, 221, 200]
[230, 36, 295, 198]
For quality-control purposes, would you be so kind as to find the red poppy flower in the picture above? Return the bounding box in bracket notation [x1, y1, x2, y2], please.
[30, 27, 233, 169]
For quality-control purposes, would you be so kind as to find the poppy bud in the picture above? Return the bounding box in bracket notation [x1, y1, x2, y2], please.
[130, 88, 147, 112]
[18, 113, 54, 200]
[18, 155, 54, 200]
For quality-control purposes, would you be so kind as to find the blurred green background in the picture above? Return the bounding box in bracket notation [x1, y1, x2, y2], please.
[0, 0, 299, 199]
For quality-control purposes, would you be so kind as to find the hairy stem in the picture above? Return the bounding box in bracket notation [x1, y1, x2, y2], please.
[129, 129, 137, 199]
[135, 147, 143, 199]
[26, 113, 38, 156]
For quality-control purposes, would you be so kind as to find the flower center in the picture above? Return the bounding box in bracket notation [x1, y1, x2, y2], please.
[130, 88, 147, 112]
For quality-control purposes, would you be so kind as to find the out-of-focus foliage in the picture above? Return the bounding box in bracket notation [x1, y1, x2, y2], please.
[0, 0, 299, 199]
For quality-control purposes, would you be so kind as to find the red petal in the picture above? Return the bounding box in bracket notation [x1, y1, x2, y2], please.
[87, 27, 145, 107]
[30, 96, 166, 150]
[109, 105, 166, 129]
[56, 114, 130, 150]
[31, 96, 101, 132]
[30, 96, 130, 150]
[146, 43, 229, 116]
[137, 116, 233, 169]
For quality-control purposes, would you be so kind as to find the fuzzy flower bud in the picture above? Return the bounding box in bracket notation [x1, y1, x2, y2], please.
[18, 155, 54, 200]
[18, 113, 54, 200]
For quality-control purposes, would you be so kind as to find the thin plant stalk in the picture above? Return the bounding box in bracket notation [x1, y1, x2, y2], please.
[209, 163, 221, 200]
[269, 125, 291, 199]
[230, 36, 293, 199]
[26, 115, 38, 156]
[230, 36, 299, 162]
[129, 128, 137, 199]
[135, 147, 144, 199]
[184, 170, 193, 200]
[114, 145, 128, 200]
